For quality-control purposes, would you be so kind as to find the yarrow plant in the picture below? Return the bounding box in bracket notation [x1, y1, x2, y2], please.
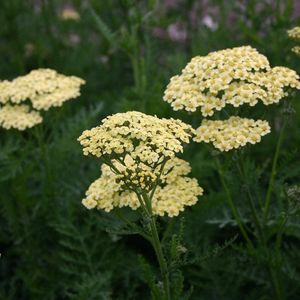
[0, 69, 85, 130]
[194, 117, 271, 152]
[79, 111, 203, 299]
[79, 45, 300, 299]
[287, 26, 300, 55]
[163, 45, 300, 299]
[164, 46, 300, 151]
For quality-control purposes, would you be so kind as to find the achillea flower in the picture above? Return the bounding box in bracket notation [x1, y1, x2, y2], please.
[0, 69, 85, 130]
[288, 27, 300, 55]
[287, 26, 300, 40]
[292, 46, 300, 55]
[0, 104, 42, 130]
[78, 111, 194, 191]
[194, 116, 271, 152]
[82, 157, 203, 217]
[164, 46, 300, 116]
[0, 69, 85, 110]
[60, 7, 80, 21]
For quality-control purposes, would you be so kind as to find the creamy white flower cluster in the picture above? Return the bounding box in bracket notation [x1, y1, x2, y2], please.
[79, 111, 203, 217]
[78, 111, 195, 191]
[164, 46, 300, 117]
[0, 104, 42, 130]
[82, 157, 203, 217]
[0, 69, 85, 130]
[194, 117, 271, 152]
[164, 46, 300, 151]
[288, 27, 300, 39]
[287, 27, 300, 55]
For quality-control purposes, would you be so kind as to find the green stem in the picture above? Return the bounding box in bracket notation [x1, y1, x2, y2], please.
[34, 125, 53, 199]
[142, 192, 171, 300]
[261, 120, 286, 297]
[237, 150, 285, 300]
[162, 219, 174, 244]
[149, 159, 168, 201]
[268, 266, 284, 300]
[149, 215, 171, 300]
[236, 157, 264, 241]
[215, 158, 254, 250]
[275, 215, 287, 254]
[263, 122, 286, 224]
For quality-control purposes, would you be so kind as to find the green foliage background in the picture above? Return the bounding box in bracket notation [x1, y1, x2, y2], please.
[0, 0, 300, 299]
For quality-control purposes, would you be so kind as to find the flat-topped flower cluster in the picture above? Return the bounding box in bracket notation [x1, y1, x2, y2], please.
[163, 46, 300, 151]
[194, 117, 271, 152]
[164, 46, 300, 117]
[82, 157, 203, 217]
[79, 111, 203, 216]
[0, 68, 85, 130]
[79, 111, 193, 161]
[288, 27, 300, 55]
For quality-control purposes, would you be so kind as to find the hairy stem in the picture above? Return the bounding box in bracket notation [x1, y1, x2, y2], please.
[263, 121, 286, 223]
[149, 214, 171, 300]
[142, 192, 171, 300]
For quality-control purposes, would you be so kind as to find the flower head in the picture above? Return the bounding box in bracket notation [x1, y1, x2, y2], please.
[60, 7, 80, 21]
[288, 27, 300, 56]
[82, 157, 203, 217]
[194, 116, 271, 151]
[78, 111, 194, 191]
[0, 104, 42, 130]
[0, 69, 85, 130]
[287, 27, 300, 40]
[78, 111, 193, 160]
[164, 46, 300, 116]
[0, 69, 85, 110]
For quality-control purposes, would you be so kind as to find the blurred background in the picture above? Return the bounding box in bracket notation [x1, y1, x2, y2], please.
[0, 1, 300, 299]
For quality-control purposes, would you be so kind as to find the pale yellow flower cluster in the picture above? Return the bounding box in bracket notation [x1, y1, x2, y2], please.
[194, 117, 271, 152]
[78, 111, 194, 191]
[287, 27, 300, 40]
[82, 157, 203, 217]
[60, 7, 80, 21]
[163, 46, 300, 117]
[292, 46, 300, 55]
[0, 69, 85, 130]
[78, 111, 193, 159]
[0, 69, 85, 110]
[0, 104, 42, 130]
[287, 27, 300, 56]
